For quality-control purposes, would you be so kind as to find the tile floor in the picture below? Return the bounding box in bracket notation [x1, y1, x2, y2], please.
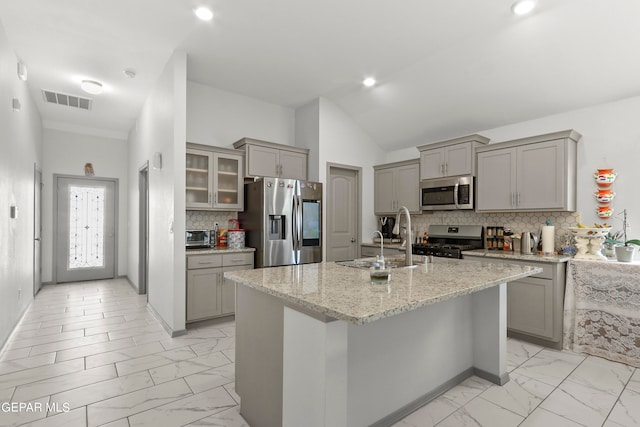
[0, 278, 638, 427]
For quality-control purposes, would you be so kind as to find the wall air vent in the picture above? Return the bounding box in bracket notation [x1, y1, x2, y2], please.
[41, 89, 92, 110]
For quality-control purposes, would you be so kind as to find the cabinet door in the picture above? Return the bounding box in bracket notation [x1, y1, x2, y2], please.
[516, 140, 565, 210]
[186, 149, 213, 209]
[420, 149, 444, 180]
[395, 163, 420, 212]
[444, 143, 471, 177]
[186, 267, 222, 322]
[507, 277, 554, 339]
[221, 264, 252, 315]
[246, 145, 279, 177]
[279, 150, 307, 180]
[213, 152, 244, 211]
[374, 168, 396, 214]
[476, 148, 517, 211]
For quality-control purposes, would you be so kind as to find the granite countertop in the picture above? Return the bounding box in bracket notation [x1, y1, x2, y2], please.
[224, 256, 542, 325]
[463, 249, 571, 263]
[186, 247, 256, 255]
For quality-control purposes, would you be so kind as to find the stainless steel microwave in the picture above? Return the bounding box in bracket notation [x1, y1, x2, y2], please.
[186, 230, 211, 248]
[420, 175, 474, 211]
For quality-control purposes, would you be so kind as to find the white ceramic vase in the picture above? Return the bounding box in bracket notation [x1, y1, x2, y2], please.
[615, 245, 636, 262]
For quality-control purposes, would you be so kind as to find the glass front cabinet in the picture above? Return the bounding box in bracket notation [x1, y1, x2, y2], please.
[186, 145, 244, 211]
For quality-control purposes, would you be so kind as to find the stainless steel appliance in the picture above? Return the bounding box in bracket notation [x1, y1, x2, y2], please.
[186, 230, 211, 249]
[240, 178, 322, 268]
[420, 175, 474, 211]
[520, 231, 539, 255]
[412, 224, 483, 259]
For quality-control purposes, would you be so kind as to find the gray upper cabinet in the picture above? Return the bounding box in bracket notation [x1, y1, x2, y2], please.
[476, 130, 581, 212]
[186, 144, 244, 211]
[417, 134, 489, 180]
[233, 137, 309, 180]
[374, 159, 420, 215]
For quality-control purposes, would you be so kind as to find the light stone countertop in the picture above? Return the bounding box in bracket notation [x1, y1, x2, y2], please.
[186, 247, 256, 255]
[224, 256, 542, 325]
[463, 249, 571, 263]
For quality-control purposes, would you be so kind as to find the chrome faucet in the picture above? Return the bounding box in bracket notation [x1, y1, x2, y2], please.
[392, 206, 414, 267]
[373, 230, 385, 267]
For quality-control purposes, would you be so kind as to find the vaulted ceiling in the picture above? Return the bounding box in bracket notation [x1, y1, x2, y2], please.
[2, 0, 640, 149]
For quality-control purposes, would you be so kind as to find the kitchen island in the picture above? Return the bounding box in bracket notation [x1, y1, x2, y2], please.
[225, 257, 542, 427]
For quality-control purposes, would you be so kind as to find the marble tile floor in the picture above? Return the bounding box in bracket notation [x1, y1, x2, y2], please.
[0, 278, 637, 427]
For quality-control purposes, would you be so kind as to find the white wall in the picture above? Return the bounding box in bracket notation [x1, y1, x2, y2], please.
[128, 51, 187, 334]
[386, 95, 640, 237]
[41, 129, 128, 283]
[316, 97, 386, 245]
[186, 81, 295, 148]
[0, 21, 43, 347]
[295, 99, 320, 181]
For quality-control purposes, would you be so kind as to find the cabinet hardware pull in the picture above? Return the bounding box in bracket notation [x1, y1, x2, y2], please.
[517, 193, 521, 206]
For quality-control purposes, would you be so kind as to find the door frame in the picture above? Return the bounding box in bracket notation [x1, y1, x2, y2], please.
[138, 162, 149, 297]
[53, 174, 119, 284]
[33, 163, 42, 296]
[325, 162, 362, 261]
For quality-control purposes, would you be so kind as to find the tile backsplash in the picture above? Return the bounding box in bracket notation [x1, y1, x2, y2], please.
[408, 211, 582, 251]
[186, 210, 238, 230]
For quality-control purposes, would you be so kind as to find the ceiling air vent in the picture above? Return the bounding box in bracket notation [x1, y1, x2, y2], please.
[41, 89, 92, 110]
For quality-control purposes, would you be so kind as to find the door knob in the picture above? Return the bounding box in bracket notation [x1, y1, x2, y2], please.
[351, 238, 356, 243]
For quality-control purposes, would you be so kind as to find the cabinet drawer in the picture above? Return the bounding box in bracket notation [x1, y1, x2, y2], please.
[222, 252, 254, 267]
[187, 254, 223, 269]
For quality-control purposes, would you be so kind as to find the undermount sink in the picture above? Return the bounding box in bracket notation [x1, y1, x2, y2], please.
[335, 258, 421, 270]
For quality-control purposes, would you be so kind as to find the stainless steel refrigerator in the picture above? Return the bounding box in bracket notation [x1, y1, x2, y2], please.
[239, 178, 322, 268]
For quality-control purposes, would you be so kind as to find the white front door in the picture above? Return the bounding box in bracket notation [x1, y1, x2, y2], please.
[55, 176, 117, 283]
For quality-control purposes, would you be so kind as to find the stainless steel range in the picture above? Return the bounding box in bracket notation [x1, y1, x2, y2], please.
[412, 225, 484, 259]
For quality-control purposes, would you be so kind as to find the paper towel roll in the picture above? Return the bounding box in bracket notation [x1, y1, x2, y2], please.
[542, 226, 555, 254]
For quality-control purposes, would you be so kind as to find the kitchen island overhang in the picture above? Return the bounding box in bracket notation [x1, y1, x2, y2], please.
[226, 257, 542, 427]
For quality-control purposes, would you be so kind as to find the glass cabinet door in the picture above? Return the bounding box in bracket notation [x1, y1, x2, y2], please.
[186, 149, 212, 209]
[213, 153, 243, 210]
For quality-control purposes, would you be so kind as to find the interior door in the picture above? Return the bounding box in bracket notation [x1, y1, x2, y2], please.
[55, 176, 117, 283]
[326, 166, 359, 262]
[33, 165, 42, 295]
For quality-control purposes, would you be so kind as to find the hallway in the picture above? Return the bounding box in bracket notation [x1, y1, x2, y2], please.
[0, 279, 246, 426]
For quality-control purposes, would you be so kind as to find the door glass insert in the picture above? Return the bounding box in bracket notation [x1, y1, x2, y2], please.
[68, 185, 105, 269]
[217, 157, 238, 205]
[186, 152, 210, 204]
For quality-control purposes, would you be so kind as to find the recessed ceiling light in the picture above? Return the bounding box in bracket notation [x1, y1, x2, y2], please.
[511, 0, 536, 15]
[363, 77, 376, 87]
[80, 79, 103, 95]
[195, 7, 214, 21]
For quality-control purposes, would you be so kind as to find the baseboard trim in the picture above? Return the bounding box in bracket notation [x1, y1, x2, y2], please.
[146, 303, 187, 338]
[0, 300, 34, 358]
[370, 368, 474, 427]
[474, 367, 510, 386]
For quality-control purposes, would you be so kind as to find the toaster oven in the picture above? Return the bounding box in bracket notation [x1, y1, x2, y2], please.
[186, 230, 211, 248]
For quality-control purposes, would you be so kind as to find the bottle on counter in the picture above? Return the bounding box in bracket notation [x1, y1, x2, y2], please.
[423, 232, 427, 243]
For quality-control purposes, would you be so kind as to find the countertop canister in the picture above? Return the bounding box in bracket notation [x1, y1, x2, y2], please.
[228, 229, 245, 249]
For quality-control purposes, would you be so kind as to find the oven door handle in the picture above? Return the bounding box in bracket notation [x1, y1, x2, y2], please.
[454, 179, 460, 209]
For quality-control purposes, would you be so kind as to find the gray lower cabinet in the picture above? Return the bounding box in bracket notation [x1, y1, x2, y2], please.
[464, 254, 567, 349]
[186, 252, 254, 323]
